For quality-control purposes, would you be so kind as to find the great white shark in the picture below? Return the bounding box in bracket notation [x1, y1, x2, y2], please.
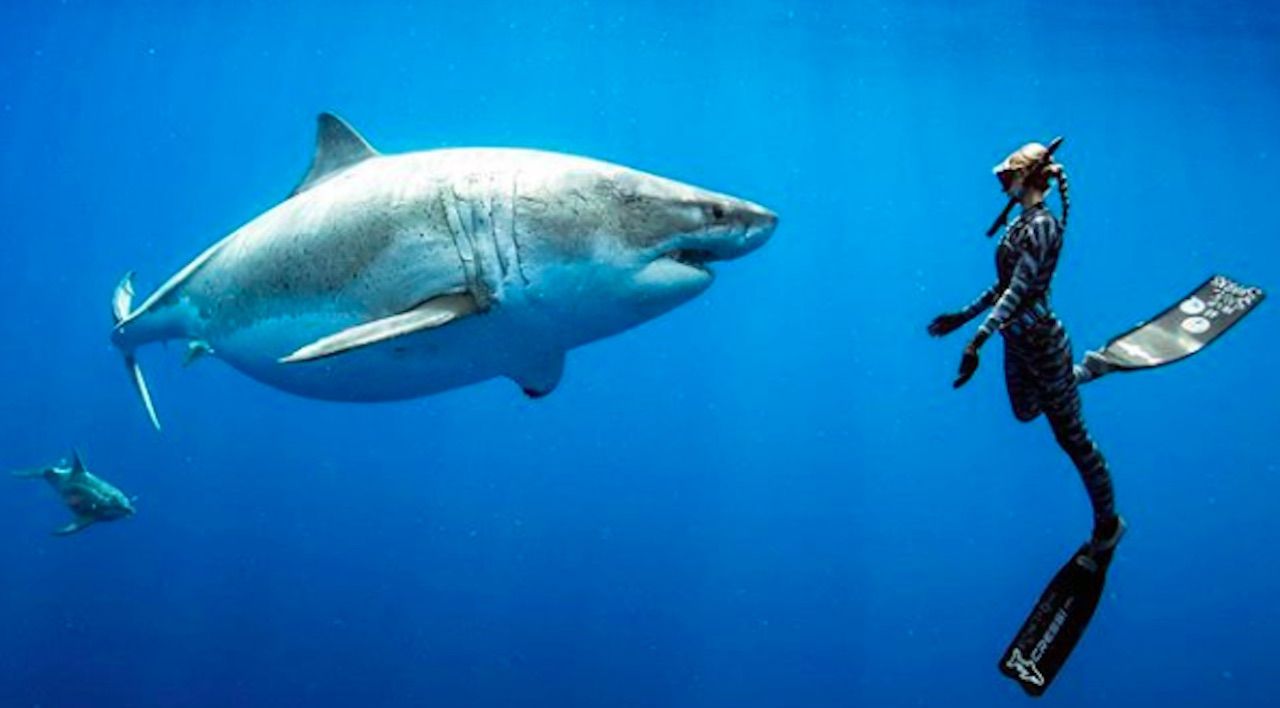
[111, 114, 778, 429]
[11, 452, 136, 536]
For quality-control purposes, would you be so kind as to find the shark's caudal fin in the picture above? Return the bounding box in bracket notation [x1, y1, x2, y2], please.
[112, 273, 162, 431]
[10, 465, 50, 479]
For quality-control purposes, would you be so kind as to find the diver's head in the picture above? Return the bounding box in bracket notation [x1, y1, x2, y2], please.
[993, 142, 1057, 199]
[992, 141, 1071, 230]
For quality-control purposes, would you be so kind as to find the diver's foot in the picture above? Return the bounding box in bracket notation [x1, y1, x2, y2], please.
[1088, 514, 1126, 556]
[1074, 350, 1109, 384]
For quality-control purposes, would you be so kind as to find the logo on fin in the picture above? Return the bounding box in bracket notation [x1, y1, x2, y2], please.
[1005, 648, 1045, 687]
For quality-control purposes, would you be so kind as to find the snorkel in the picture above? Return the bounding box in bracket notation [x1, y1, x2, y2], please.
[986, 136, 1064, 237]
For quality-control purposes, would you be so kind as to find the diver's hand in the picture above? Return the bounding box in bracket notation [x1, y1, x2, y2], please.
[927, 312, 968, 337]
[953, 342, 981, 388]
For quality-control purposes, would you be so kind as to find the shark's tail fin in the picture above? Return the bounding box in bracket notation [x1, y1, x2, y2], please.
[112, 273, 162, 431]
[10, 465, 51, 479]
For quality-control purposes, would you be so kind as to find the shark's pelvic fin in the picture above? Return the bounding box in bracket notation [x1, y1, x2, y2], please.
[280, 293, 478, 364]
[184, 340, 214, 367]
[511, 352, 566, 399]
[291, 113, 379, 197]
[112, 273, 162, 431]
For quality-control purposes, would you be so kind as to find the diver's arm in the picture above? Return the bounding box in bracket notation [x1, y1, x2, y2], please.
[958, 284, 999, 320]
[927, 284, 997, 337]
[953, 218, 1051, 388]
[954, 275, 1024, 386]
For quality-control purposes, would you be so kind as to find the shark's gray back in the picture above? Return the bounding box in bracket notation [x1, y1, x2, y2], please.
[182, 154, 471, 338]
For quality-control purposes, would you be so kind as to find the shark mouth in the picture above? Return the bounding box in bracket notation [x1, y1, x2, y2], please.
[655, 214, 777, 276]
[664, 249, 718, 272]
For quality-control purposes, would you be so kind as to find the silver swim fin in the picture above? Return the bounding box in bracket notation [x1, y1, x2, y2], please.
[1076, 274, 1265, 383]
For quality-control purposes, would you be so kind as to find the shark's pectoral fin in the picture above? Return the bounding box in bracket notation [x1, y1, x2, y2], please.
[510, 351, 566, 399]
[53, 516, 95, 536]
[280, 294, 478, 364]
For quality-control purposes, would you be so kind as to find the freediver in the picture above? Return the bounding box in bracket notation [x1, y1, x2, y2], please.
[928, 138, 1264, 696]
[928, 140, 1124, 554]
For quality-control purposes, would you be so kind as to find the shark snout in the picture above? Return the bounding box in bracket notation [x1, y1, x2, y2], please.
[682, 198, 778, 264]
[734, 200, 778, 255]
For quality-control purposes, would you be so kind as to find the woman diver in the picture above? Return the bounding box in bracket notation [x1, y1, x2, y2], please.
[931, 141, 1264, 696]
[927, 141, 1124, 556]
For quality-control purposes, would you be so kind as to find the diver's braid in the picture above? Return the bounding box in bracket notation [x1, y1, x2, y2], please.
[1054, 163, 1064, 230]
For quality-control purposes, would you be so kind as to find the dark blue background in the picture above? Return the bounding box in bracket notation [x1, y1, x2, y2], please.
[2, 1, 1277, 706]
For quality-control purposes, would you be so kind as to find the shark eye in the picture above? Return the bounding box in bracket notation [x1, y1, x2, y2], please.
[710, 204, 726, 221]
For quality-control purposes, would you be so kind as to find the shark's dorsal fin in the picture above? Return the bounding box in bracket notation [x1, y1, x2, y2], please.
[69, 450, 87, 477]
[291, 113, 379, 197]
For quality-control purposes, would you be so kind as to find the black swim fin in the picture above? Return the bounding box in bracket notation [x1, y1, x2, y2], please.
[1078, 274, 1265, 382]
[998, 545, 1114, 697]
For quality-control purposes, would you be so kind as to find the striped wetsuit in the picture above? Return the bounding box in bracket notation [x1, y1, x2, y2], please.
[957, 204, 1117, 527]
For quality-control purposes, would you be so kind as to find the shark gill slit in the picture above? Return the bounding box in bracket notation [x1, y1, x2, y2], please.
[509, 171, 530, 285]
[486, 172, 510, 280]
[441, 186, 485, 310]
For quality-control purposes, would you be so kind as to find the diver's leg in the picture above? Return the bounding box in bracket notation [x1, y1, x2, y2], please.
[1033, 322, 1122, 547]
[1004, 339, 1042, 422]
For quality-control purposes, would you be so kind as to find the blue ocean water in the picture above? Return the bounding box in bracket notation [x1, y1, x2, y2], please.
[2, 1, 1277, 706]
